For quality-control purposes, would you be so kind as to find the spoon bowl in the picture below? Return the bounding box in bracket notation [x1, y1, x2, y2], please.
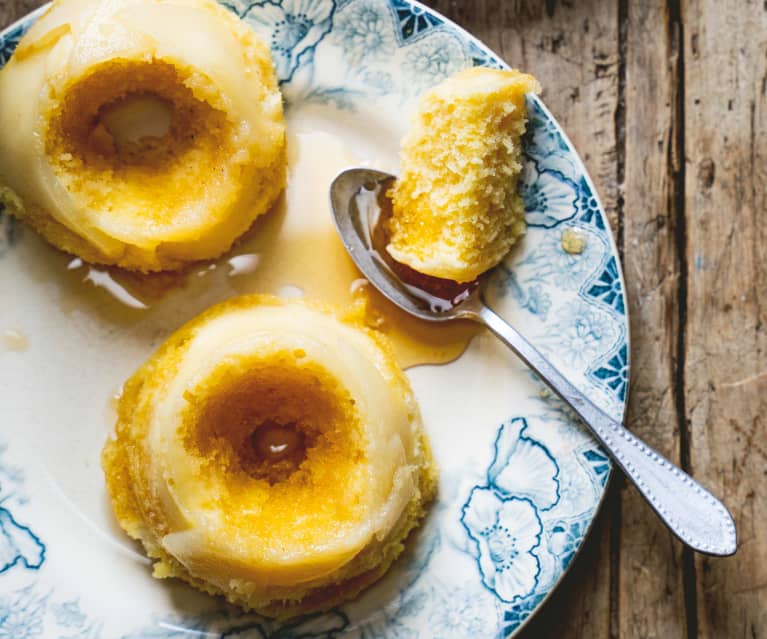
[330, 168, 482, 322]
[330, 166, 738, 557]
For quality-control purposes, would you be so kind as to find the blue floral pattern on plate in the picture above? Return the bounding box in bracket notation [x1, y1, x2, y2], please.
[0, 446, 45, 576]
[0, 23, 22, 66]
[0, 1, 629, 636]
[589, 342, 629, 403]
[333, 0, 396, 65]
[520, 163, 579, 229]
[586, 255, 626, 314]
[389, 0, 442, 43]
[462, 489, 543, 603]
[244, 0, 335, 82]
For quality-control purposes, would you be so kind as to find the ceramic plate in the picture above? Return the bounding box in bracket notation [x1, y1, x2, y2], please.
[0, 1, 629, 637]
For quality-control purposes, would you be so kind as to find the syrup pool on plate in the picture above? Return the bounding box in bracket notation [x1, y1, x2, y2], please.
[49, 129, 479, 369]
[219, 129, 480, 367]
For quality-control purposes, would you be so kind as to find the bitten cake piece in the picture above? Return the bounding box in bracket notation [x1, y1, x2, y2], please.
[102, 295, 437, 618]
[387, 68, 540, 283]
[0, 0, 286, 272]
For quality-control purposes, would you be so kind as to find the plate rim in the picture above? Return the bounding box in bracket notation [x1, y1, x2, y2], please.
[341, 2, 633, 634]
[0, 2, 632, 636]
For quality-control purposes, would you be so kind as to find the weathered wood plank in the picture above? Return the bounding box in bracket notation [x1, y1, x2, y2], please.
[439, 0, 623, 233]
[0, 0, 45, 29]
[682, 0, 767, 637]
[514, 496, 615, 638]
[619, 2, 689, 636]
[423, 1, 620, 637]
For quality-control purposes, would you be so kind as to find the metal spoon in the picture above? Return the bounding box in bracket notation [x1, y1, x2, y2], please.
[330, 167, 737, 557]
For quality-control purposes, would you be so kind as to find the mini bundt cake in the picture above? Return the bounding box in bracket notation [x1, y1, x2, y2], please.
[387, 68, 540, 283]
[102, 295, 437, 617]
[0, 0, 286, 271]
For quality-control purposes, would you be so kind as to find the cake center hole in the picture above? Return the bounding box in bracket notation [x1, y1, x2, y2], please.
[98, 93, 173, 153]
[250, 420, 305, 462]
[51, 60, 230, 173]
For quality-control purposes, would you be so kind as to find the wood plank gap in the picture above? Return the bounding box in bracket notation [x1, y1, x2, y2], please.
[667, 1, 698, 638]
[608, 481, 622, 639]
[609, 3, 627, 636]
[614, 0, 627, 261]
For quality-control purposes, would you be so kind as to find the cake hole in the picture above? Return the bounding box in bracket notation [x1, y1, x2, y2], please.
[45, 58, 235, 227]
[250, 420, 305, 463]
[187, 357, 363, 486]
[100, 94, 173, 152]
[49, 59, 229, 171]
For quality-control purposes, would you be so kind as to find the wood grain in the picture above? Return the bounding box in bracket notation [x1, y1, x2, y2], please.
[2, 1, 765, 637]
[619, 1, 689, 636]
[0, 0, 45, 27]
[682, 1, 767, 637]
[424, 1, 621, 636]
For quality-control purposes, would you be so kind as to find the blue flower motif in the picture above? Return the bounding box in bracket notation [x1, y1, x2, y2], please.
[428, 588, 494, 637]
[530, 378, 581, 427]
[355, 595, 420, 639]
[576, 176, 605, 230]
[520, 162, 579, 229]
[333, 1, 395, 65]
[580, 447, 611, 487]
[586, 255, 625, 314]
[507, 223, 603, 295]
[523, 284, 551, 318]
[0, 507, 45, 574]
[489, 266, 552, 320]
[525, 101, 569, 159]
[541, 302, 616, 369]
[245, 0, 335, 82]
[53, 600, 86, 629]
[274, 610, 350, 637]
[361, 69, 394, 93]
[220, 0, 257, 17]
[500, 592, 546, 637]
[0, 587, 47, 639]
[0, 25, 24, 67]
[461, 488, 542, 603]
[396, 589, 428, 618]
[590, 342, 629, 403]
[390, 0, 442, 43]
[404, 36, 465, 88]
[553, 232, 605, 291]
[487, 418, 560, 510]
[466, 39, 504, 69]
[547, 519, 588, 570]
[524, 99, 581, 181]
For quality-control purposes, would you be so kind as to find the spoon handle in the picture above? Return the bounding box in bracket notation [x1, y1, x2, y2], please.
[477, 303, 737, 556]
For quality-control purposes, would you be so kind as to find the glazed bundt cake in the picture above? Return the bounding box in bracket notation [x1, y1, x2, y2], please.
[0, 0, 286, 271]
[102, 295, 437, 617]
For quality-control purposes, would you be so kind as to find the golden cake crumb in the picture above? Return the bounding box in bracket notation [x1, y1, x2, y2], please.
[387, 67, 540, 283]
[561, 228, 587, 255]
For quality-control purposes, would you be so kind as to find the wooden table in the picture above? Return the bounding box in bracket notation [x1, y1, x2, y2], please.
[2, 1, 764, 637]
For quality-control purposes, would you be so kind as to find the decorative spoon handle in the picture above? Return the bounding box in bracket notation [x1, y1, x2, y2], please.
[476, 303, 737, 556]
